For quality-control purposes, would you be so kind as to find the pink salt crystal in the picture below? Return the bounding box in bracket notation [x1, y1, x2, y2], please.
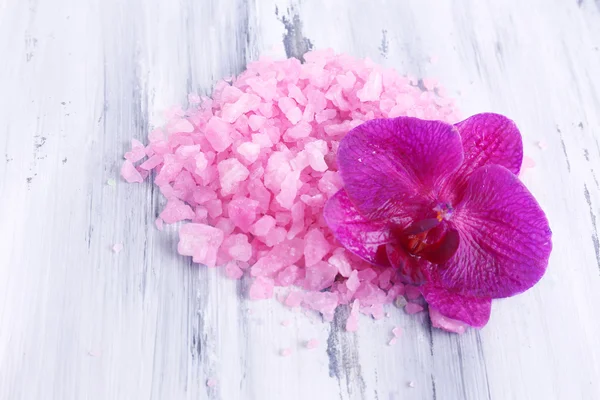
[317, 171, 343, 197]
[193, 187, 218, 204]
[194, 207, 208, 222]
[287, 202, 305, 239]
[264, 152, 292, 191]
[206, 378, 217, 388]
[112, 243, 123, 253]
[222, 234, 252, 262]
[300, 193, 326, 208]
[251, 215, 276, 237]
[160, 199, 195, 223]
[205, 116, 233, 152]
[215, 218, 235, 236]
[315, 109, 337, 124]
[220, 85, 243, 103]
[304, 229, 331, 267]
[405, 303, 424, 315]
[357, 268, 377, 282]
[276, 264, 300, 286]
[275, 170, 301, 209]
[237, 142, 261, 163]
[121, 160, 144, 183]
[429, 307, 467, 334]
[218, 159, 249, 196]
[388, 338, 397, 346]
[346, 299, 360, 332]
[306, 339, 319, 349]
[221, 93, 261, 123]
[302, 291, 339, 321]
[536, 140, 548, 150]
[285, 122, 312, 141]
[285, 107, 303, 125]
[155, 155, 183, 186]
[405, 285, 422, 301]
[225, 261, 244, 279]
[281, 319, 292, 327]
[522, 155, 536, 169]
[178, 223, 224, 268]
[357, 71, 383, 102]
[392, 327, 403, 338]
[346, 270, 360, 293]
[251, 133, 273, 148]
[228, 198, 259, 232]
[285, 291, 304, 307]
[188, 93, 201, 104]
[421, 78, 437, 91]
[265, 227, 287, 247]
[194, 153, 208, 173]
[328, 250, 352, 277]
[139, 154, 163, 170]
[303, 261, 338, 291]
[280, 348, 293, 357]
[124, 139, 146, 162]
[205, 199, 224, 219]
[249, 276, 274, 300]
[155, 218, 164, 231]
[248, 114, 267, 131]
[304, 140, 328, 172]
[168, 118, 194, 134]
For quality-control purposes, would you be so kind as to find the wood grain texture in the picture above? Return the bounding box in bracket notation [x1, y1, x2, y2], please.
[1, 0, 600, 399]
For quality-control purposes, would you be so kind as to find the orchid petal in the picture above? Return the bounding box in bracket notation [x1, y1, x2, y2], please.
[422, 285, 491, 328]
[323, 190, 391, 267]
[337, 117, 464, 222]
[438, 164, 552, 298]
[446, 113, 523, 202]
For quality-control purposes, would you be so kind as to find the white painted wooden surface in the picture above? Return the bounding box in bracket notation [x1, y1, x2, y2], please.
[1, 0, 600, 399]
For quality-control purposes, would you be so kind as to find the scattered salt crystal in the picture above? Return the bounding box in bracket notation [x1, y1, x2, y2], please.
[250, 215, 276, 237]
[249, 276, 274, 300]
[218, 159, 249, 196]
[523, 155, 536, 168]
[155, 218, 164, 231]
[429, 307, 467, 334]
[112, 243, 123, 253]
[225, 262, 244, 279]
[237, 142, 261, 163]
[120, 160, 143, 183]
[178, 223, 224, 268]
[304, 229, 331, 267]
[405, 303, 424, 314]
[107, 178, 117, 187]
[388, 338, 397, 346]
[306, 338, 319, 349]
[392, 327, 403, 338]
[285, 291, 303, 307]
[281, 319, 292, 327]
[346, 299, 360, 332]
[394, 295, 408, 308]
[408, 381, 415, 388]
[536, 140, 548, 150]
[405, 285, 421, 301]
[280, 348, 293, 357]
[206, 378, 217, 388]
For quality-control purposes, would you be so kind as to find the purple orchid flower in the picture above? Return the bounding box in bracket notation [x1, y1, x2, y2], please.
[324, 113, 552, 329]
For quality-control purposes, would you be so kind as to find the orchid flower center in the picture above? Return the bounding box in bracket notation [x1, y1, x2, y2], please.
[394, 216, 460, 265]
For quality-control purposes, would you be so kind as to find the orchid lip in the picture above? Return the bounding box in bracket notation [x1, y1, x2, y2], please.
[393, 218, 460, 265]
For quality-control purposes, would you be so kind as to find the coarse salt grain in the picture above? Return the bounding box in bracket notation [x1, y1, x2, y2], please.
[122, 50, 460, 332]
[112, 243, 123, 253]
[306, 338, 319, 349]
[280, 348, 293, 357]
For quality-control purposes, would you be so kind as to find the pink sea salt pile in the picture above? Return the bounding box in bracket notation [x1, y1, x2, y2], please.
[122, 49, 460, 331]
